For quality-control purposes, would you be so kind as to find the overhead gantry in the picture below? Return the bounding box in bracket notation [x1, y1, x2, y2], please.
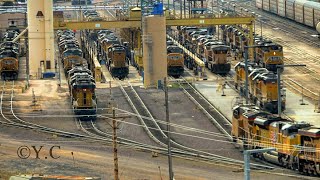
[53, 16, 256, 67]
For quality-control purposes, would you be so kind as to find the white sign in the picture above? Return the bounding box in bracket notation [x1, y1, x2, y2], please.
[95, 24, 101, 28]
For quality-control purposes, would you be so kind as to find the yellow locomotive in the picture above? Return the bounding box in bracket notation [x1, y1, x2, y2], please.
[106, 44, 129, 79]
[62, 49, 86, 72]
[177, 26, 232, 75]
[57, 30, 96, 120]
[167, 45, 184, 77]
[68, 65, 97, 120]
[0, 46, 19, 80]
[0, 28, 20, 80]
[57, 30, 87, 73]
[206, 44, 231, 74]
[97, 31, 129, 79]
[223, 26, 283, 72]
[255, 39, 284, 72]
[232, 105, 320, 175]
[234, 62, 285, 113]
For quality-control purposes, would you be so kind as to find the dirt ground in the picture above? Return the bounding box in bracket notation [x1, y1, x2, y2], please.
[0, 78, 309, 179]
[0, 126, 307, 180]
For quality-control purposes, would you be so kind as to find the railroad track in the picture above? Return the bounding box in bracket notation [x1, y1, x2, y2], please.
[173, 77, 232, 139]
[235, 1, 320, 48]
[223, 2, 320, 102]
[0, 80, 272, 169]
[117, 80, 274, 169]
[284, 78, 320, 103]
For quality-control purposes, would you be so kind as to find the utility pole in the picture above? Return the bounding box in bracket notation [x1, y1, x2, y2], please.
[317, 92, 320, 113]
[164, 77, 173, 180]
[112, 107, 119, 180]
[300, 86, 305, 105]
[180, 0, 182, 19]
[244, 47, 249, 104]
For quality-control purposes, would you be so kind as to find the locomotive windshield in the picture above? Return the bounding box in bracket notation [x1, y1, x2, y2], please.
[167, 46, 183, 54]
[63, 49, 82, 57]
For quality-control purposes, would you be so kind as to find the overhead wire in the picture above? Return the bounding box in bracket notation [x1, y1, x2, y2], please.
[6, 95, 320, 152]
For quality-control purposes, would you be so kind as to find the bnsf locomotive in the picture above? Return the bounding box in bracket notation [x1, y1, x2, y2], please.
[0, 27, 20, 80]
[232, 104, 320, 176]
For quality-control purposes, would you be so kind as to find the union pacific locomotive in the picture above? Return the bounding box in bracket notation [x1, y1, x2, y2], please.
[57, 30, 87, 73]
[222, 25, 284, 72]
[176, 26, 231, 74]
[81, 11, 129, 79]
[166, 43, 184, 77]
[67, 65, 97, 120]
[232, 104, 320, 175]
[0, 27, 20, 80]
[234, 61, 285, 113]
[57, 30, 97, 120]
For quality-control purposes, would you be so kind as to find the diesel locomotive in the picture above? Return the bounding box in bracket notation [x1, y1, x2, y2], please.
[0, 27, 20, 80]
[232, 104, 320, 176]
[57, 30, 97, 120]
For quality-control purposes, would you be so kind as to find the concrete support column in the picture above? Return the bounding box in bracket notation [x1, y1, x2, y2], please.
[28, 0, 54, 78]
[142, 16, 167, 87]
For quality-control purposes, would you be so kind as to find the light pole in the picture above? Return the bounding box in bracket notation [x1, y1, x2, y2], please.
[232, 4, 236, 15]
[252, 12, 256, 60]
[180, 0, 182, 19]
[258, 15, 262, 39]
[164, 77, 173, 180]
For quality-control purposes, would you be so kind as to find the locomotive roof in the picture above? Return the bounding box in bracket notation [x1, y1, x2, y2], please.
[243, 111, 270, 119]
[252, 72, 277, 82]
[254, 116, 284, 127]
[63, 48, 82, 54]
[167, 45, 181, 49]
[101, 38, 120, 45]
[205, 41, 224, 47]
[210, 45, 229, 51]
[70, 73, 95, 85]
[248, 68, 268, 78]
[298, 127, 320, 138]
[167, 46, 183, 53]
[110, 45, 126, 51]
[234, 61, 257, 69]
[281, 122, 311, 131]
[166, 40, 174, 46]
[232, 104, 260, 116]
[68, 67, 92, 77]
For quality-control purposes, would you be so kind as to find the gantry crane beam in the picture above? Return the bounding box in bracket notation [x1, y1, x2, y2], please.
[55, 20, 141, 29]
[166, 17, 254, 26]
[54, 17, 255, 30]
